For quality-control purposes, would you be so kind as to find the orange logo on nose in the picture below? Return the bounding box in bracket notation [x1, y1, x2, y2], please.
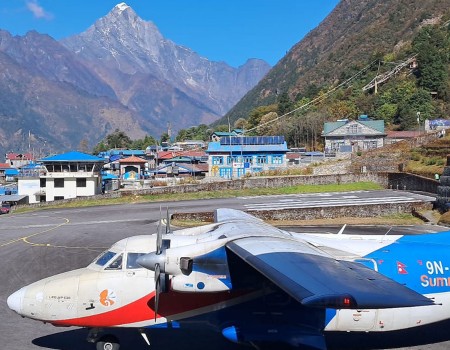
[99, 289, 116, 306]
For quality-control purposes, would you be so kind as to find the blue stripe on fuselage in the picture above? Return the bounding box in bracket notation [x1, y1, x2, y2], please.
[363, 230, 450, 295]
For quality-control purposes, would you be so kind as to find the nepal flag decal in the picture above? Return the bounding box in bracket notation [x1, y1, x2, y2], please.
[397, 261, 408, 274]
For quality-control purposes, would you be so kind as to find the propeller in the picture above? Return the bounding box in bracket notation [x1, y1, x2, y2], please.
[137, 206, 170, 320]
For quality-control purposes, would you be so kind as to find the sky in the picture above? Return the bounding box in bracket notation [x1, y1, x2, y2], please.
[0, 0, 340, 67]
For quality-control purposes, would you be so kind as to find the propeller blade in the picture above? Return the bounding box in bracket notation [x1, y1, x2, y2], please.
[154, 263, 161, 321]
[165, 207, 171, 234]
[156, 207, 162, 255]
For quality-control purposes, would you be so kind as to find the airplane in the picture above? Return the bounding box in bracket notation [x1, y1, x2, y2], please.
[6, 208, 450, 350]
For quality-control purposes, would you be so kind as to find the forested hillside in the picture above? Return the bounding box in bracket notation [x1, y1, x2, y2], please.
[177, 20, 449, 150]
[200, 0, 449, 150]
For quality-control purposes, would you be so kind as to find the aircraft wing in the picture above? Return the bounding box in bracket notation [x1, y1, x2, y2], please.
[226, 236, 434, 309]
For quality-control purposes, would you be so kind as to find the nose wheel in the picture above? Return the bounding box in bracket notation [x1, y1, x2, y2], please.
[96, 335, 120, 350]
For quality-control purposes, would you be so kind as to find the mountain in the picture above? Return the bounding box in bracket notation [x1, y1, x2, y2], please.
[60, 3, 270, 131]
[0, 3, 270, 156]
[0, 30, 149, 155]
[224, 0, 450, 124]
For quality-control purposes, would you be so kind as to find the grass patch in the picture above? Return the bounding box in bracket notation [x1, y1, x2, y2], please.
[139, 181, 382, 202]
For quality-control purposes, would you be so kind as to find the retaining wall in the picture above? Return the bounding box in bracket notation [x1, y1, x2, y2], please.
[172, 202, 433, 222]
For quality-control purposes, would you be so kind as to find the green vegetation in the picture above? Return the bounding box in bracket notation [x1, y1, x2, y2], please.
[218, 20, 450, 150]
[93, 129, 158, 153]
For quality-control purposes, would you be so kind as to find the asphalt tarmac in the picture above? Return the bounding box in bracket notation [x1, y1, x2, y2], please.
[0, 192, 448, 350]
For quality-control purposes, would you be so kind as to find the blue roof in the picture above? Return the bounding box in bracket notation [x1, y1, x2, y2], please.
[207, 141, 289, 153]
[40, 151, 105, 162]
[102, 173, 119, 180]
[5, 169, 19, 175]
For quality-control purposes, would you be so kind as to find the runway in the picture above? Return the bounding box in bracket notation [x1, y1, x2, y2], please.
[0, 190, 448, 350]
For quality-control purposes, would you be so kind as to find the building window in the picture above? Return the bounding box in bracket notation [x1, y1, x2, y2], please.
[212, 156, 224, 165]
[256, 156, 267, 164]
[54, 178, 64, 188]
[272, 155, 283, 164]
[40, 178, 46, 187]
[348, 124, 358, 134]
[54, 196, 64, 200]
[243, 156, 253, 164]
[76, 178, 87, 187]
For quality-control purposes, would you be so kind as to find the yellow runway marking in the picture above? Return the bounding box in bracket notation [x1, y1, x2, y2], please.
[1, 216, 107, 251]
[0, 217, 70, 248]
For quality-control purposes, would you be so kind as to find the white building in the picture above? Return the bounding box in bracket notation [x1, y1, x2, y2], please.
[18, 151, 105, 204]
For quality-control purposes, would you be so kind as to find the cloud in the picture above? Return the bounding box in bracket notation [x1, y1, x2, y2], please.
[26, 0, 53, 20]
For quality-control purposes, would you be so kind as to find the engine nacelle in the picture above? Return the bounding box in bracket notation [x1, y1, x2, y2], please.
[171, 271, 232, 292]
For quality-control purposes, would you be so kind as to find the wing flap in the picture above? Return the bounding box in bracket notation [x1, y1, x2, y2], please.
[227, 237, 434, 309]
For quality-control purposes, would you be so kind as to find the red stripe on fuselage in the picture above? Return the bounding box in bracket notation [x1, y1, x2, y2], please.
[52, 290, 248, 327]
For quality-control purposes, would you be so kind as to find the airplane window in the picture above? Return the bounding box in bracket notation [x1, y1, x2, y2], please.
[95, 251, 116, 266]
[105, 254, 123, 270]
[127, 253, 146, 269]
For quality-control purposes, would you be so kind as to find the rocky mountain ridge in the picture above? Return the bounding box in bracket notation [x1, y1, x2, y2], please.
[0, 2, 270, 155]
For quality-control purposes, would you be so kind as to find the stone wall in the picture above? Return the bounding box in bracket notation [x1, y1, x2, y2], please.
[172, 201, 433, 222]
[387, 172, 439, 194]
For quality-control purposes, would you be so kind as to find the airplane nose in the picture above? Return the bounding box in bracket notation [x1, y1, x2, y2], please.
[7, 287, 26, 314]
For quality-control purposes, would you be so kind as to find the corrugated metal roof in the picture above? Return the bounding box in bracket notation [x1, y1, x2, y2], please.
[323, 120, 385, 135]
[40, 151, 105, 162]
[0, 194, 27, 202]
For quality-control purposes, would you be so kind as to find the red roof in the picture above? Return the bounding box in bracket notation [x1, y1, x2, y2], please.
[157, 150, 207, 160]
[6, 152, 34, 160]
[118, 155, 147, 164]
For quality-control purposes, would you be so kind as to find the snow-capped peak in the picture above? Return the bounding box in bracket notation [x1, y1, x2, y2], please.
[115, 2, 130, 13]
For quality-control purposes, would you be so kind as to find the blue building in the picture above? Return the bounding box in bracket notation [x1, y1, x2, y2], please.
[206, 136, 289, 179]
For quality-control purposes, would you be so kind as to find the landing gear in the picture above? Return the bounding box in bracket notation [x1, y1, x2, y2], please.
[96, 335, 120, 350]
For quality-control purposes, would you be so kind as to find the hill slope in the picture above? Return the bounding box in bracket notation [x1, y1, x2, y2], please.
[224, 0, 450, 124]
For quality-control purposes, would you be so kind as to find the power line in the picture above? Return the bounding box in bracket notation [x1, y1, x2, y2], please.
[245, 60, 378, 134]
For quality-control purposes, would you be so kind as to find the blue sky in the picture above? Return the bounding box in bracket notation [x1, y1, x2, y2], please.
[0, 0, 340, 67]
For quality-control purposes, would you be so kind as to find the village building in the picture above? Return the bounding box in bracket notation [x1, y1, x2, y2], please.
[322, 116, 386, 154]
[5, 153, 35, 167]
[18, 151, 104, 203]
[119, 155, 147, 180]
[206, 136, 289, 179]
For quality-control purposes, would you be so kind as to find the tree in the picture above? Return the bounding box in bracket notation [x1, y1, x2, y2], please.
[247, 105, 278, 133]
[130, 135, 157, 149]
[396, 89, 435, 130]
[277, 91, 294, 115]
[105, 129, 132, 149]
[234, 118, 248, 131]
[328, 100, 358, 120]
[257, 112, 279, 135]
[160, 132, 170, 143]
[412, 26, 449, 98]
[92, 129, 131, 153]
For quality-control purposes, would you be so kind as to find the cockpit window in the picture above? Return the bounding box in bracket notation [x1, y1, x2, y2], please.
[127, 253, 146, 269]
[95, 251, 116, 266]
[105, 254, 123, 270]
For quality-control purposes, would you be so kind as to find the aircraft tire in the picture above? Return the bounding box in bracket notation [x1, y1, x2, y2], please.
[96, 335, 120, 350]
